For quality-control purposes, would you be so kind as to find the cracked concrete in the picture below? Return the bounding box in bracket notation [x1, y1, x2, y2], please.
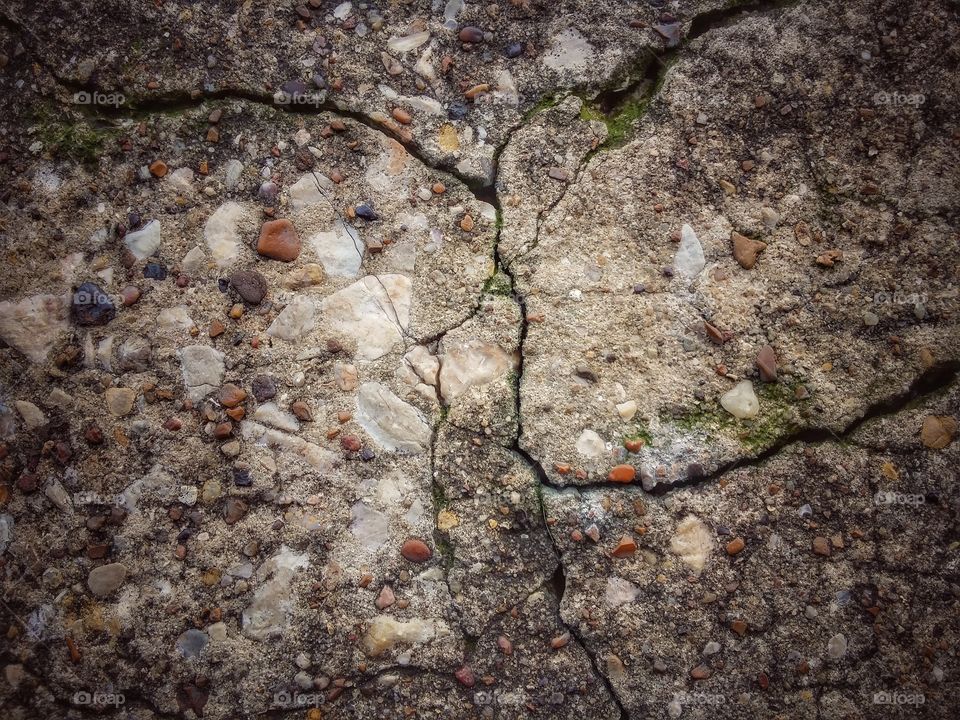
[0, 0, 958, 718]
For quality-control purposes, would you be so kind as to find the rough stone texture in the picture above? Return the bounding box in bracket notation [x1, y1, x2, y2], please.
[0, 0, 958, 718]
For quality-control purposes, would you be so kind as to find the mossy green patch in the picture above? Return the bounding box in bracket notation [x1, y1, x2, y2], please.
[523, 93, 563, 121]
[665, 381, 808, 452]
[484, 271, 513, 297]
[31, 106, 118, 165]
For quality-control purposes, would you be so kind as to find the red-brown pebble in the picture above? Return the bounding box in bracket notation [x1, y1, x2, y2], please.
[612, 535, 637, 558]
[608, 464, 636, 483]
[400, 538, 432, 563]
[257, 219, 301, 261]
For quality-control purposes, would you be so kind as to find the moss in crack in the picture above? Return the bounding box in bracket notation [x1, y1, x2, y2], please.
[484, 271, 513, 297]
[30, 106, 117, 165]
[621, 423, 654, 448]
[663, 381, 808, 451]
[522, 92, 564, 121]
[432, 482, 449, 511]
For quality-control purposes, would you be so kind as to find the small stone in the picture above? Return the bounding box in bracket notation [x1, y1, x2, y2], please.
[497, 635, 513, 655]
[355, 204, 378, 221]
[143, 262, 167, 280]
[756, 345, 777, 381]
[612, 535, 637, 558]
[730, 620, 748, 636]
[460, 214, 475, 232]
[15, 401, 46, 429]
[550, 633, 570, 650]
[149, 160, 168, 177]
[458, 26, 484, 43]
[120, 286, 141, 306]
[624, 438, 644, 453]
[400, 538, 432, 563]
[731, 231, 767, 269]
[341, 434, 362, 452]
[72, 283, 115, 326]
[608, 464, 636, 483]
[283, 263, 326, 289]
[720, 380, 759, 419]
[251, 375, 277, 402]
[375, 585, 395, 609]
[674, 224, 705, 280]
[726, 537, 745, 555]
[219, 384, 247, 408]
[454, 666, 475, 688]
[827, 633, 847, 659]
[690, 664, 712, 680]
[920, 415, 956, 449]
[209, 319, 226, 338]
[863, 311, 879, 326]
[87, 563, 127, 597]
[812, 536, 831, 556]
[816, 249, 843, 267]
[616, 401, 637, 420]
[105, 387, 136, 416]
[257, 219, 301, 261]
[291, 400, 312, 421]
[391, 107, 412, 125]
[224, 497, 248, 524]
[229, 271, 268, 304]
[760, 207, 780, 229]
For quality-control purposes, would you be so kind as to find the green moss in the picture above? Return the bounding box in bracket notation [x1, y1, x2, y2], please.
[665, 381, 809, 452]
[522, 93, 563, 121]
[484, 271, 513, 296]
[431, 482, 449, 511]
[31, 107, 117, 165]
[621, 423, 654, 448]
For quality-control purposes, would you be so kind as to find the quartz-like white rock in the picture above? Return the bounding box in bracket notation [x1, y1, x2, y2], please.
[386, 31, 430, 53]
[321, 275, 411, 361]
[266, 297, 316, 341]
[124, 220, 161, 260]
[14, 401, 46, 429]
[204, 202, 249, 268]
[179, 345, 224, 402]
[309, 219, 363, 277]
[182, 246, 206, 274]
[674, 223, 706, 280]
[605, 577, 641, 608]
[438, 340, 513, 401]
[720, 380, 760, 419]
[252, 402, 300, 433]
[0, 294, 69, 363]
[350, 502, 390, 551]
[670, 515, 713, 572]
[242, 547, 309, 641]
[364, 616, 436, 657]
[355, 382, 431, 453]
[288, 172, 333, 211]
[575, 429, 605, 458]
[827, 633, 848, 659]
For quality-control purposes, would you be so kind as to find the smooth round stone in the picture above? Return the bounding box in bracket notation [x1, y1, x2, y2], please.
[400, 538, 432, 562]
[458, 26, 484, 43]
[229, 270, 268, 305]
[87, 563, 127, 597]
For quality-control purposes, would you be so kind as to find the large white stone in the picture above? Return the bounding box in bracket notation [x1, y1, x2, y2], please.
[266, 297, 316, 341]
[364, 616, 436, 657]
[438, 340, 513, 402]
[0, 294, 69, 363]
[309, 219, 363, 278]
[575, 429, 605, 458]
[670, 516, 713, 572]
[242, 547, 309, 641]
[289, 172, 334, 211]
[179, 345, 224, 402]
[720, 380, 760, 419]
[321, 275, 411, 361]
[124, 220, 161, 261]
[350, 502, 390, 551]
[674, 223, 706, 280]
[355, 382, 431, 453]
[204, 202, 249, 268]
